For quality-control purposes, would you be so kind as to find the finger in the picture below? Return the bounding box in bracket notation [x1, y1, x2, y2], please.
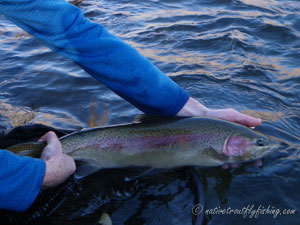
[207, 108, 261, 127]
[45, 131, 59, 144]
[64, 155, 76, 175]
[38, 131, 59, 141]
[40, 131, 62, 160]
[39, 131, 58, 143]
[38, 132, 51, 142]
[45, 132, 61, 151]
[233, 112, 262, 127]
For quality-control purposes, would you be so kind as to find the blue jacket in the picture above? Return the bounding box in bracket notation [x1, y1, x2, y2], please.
[0, 0, 190, 211]
[0, 150, 45, 212]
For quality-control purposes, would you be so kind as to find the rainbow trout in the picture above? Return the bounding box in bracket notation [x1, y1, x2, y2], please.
[6, 117, 279, 168]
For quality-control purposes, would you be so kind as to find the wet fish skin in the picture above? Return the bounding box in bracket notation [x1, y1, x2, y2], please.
[6, 117, 279, 168]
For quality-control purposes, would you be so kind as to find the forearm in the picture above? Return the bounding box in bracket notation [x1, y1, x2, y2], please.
[0, 150, 45, 212]
[0, 0, 190, 115]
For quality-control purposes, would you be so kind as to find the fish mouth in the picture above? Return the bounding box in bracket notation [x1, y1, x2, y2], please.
[223, 136, 280, 163]
[253, 142, 280, 159]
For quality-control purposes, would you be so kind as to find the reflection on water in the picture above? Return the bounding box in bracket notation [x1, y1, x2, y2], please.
[0, 0, 299, 224]
[241, 110, 284, 122]
[87, 97, 109, 128]
[0, 101, 83, 130]
[0, 101, 36, 128]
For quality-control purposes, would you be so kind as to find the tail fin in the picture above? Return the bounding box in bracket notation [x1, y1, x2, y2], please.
[6, 142, 46, 158]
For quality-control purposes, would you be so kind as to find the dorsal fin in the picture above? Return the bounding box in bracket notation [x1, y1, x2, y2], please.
[134, 114, 185, 124]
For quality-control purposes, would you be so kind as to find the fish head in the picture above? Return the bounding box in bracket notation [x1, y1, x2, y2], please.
[223, 131, 280, 164]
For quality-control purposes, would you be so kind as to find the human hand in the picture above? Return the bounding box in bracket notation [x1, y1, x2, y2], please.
[177, 97, 262, 168]
[39, 131, 76, 188]
[177, 97, 261, 127]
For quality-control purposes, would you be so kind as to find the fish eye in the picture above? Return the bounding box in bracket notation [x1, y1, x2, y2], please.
[256, 138, 265, 146]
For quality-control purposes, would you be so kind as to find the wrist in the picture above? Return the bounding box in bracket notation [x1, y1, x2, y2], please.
[42, 155, 70, 188]
[176, 97, 209, 117]
[42, 158, 58, 188]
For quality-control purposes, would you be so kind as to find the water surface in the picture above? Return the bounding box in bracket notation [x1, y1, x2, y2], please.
[0, 0, 299, 224]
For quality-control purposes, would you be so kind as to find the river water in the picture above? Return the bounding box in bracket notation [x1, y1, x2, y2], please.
[0, 0, 299, 224]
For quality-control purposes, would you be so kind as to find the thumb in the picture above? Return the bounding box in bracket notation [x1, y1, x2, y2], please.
[40, 131, 62, 160]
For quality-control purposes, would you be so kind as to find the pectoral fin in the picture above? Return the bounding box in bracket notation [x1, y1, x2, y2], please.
[124, 167, 155, 182]
[74, 160, 101, 179]
[204, 146, 229, 163]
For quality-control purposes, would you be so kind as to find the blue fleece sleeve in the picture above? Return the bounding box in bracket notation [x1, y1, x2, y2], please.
[0, 150, 45, 212]
[0, 0, 190, 115]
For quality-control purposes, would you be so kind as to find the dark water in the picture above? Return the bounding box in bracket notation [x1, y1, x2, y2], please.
[0, 0, 300, 224]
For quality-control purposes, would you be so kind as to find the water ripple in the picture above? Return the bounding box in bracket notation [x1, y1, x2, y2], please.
[0, 0, 299, 224]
